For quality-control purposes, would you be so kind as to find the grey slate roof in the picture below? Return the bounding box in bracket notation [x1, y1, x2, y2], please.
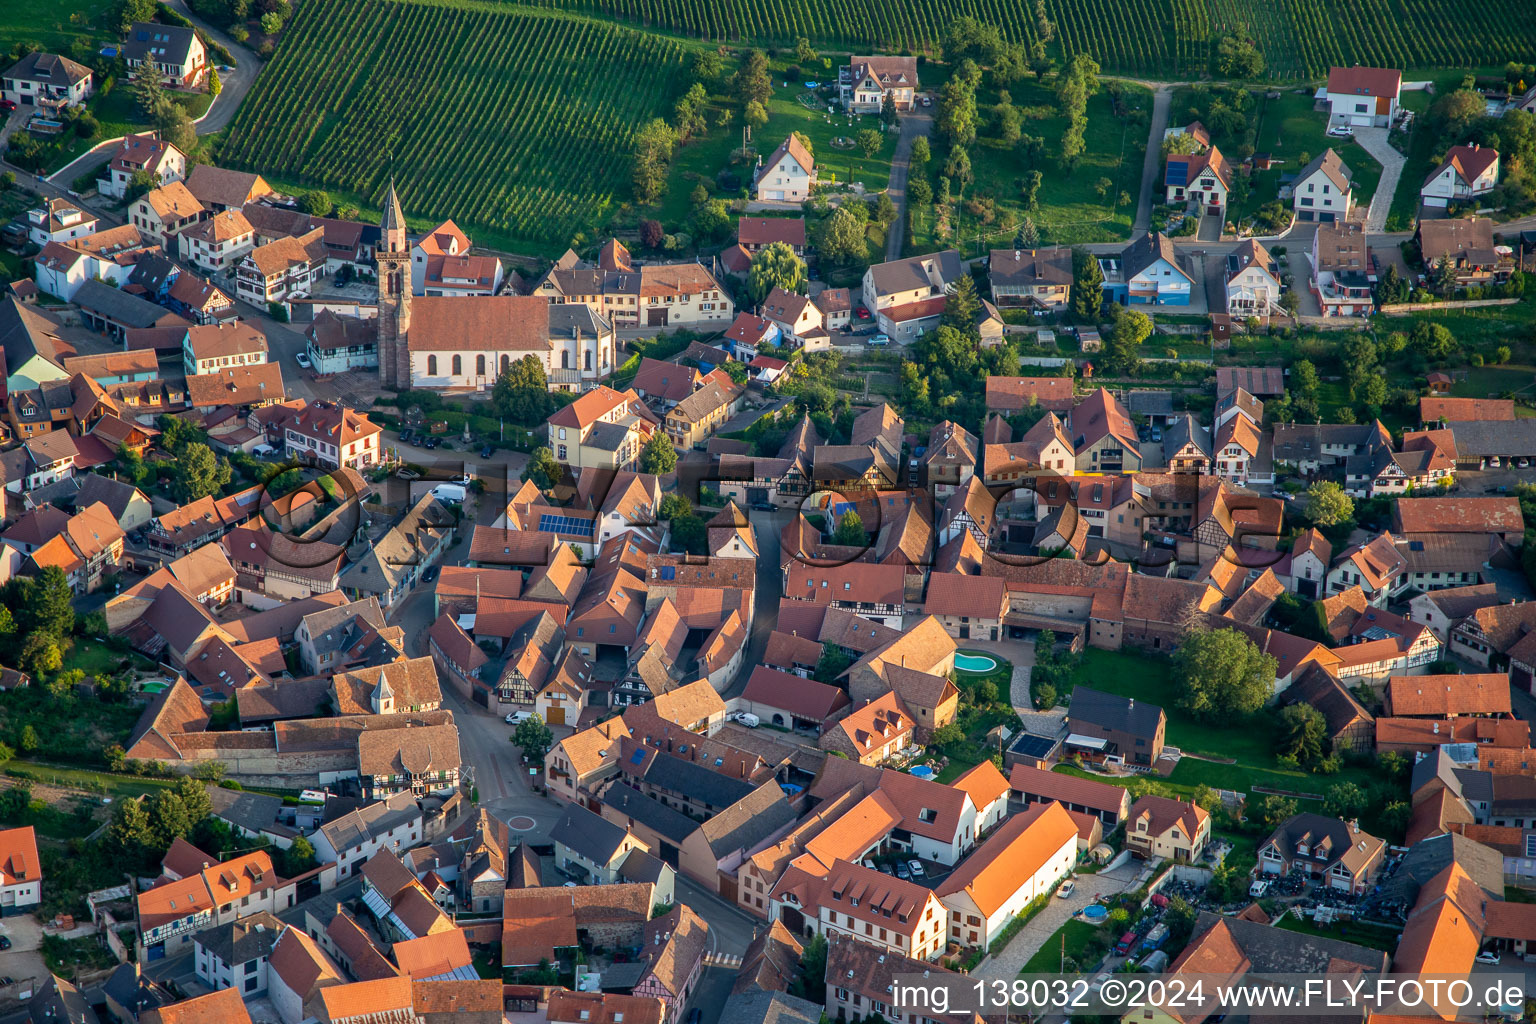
[1067, 685, 1164, 741]
[1188, 911, 1386, 973]
[602, 783, 698, 844]
[698, 783, 796, 859]
[193, 910, 283, 965]
[74, 278, 184, 330]
[1163, 413, 1210, 458]
[864, 250, 963, 295]
[720, 991, 822, 1024]
[549, 802, 633, 866]
[1448, 419, 1536, 458]
[641, 751, 755, 810]
[207, 785, 294, 839]
[1122, 231, 1192, 283]
[1381, 831, 1504, 905]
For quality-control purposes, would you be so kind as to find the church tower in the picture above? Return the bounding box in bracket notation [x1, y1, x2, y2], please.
[376, 180, 411, 389]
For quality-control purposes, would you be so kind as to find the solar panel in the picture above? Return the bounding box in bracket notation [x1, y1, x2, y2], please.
[537, 513, 595, 538]
[660, 566, 676, 580]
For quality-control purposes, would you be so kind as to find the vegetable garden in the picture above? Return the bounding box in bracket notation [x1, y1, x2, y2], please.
[218, 0, 689, 252]
[532, 0, 1536, 80]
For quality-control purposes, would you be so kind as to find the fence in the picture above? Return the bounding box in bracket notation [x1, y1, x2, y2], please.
[1378, 298, 1520, 314]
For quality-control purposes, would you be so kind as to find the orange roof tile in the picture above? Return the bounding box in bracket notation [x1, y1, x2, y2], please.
[936, 802, 1078, 916]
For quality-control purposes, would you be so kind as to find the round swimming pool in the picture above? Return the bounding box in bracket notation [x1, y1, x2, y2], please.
[1083, 905, 1109, 922]
[909, 765, 935, 780]
[954, 652, 998, 673]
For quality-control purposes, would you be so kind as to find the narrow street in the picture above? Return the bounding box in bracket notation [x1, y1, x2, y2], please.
[885, 110, 934, 261]
[1133, 87, 1173, 235]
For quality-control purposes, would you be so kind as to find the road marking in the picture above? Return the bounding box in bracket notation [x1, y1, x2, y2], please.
[508, 815, 536, 831]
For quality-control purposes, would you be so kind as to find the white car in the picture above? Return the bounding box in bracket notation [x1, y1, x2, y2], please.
[505, 711, 533, 726]
[1057, 880, 1076, 899]
[1476, 951, 1502, 965]
[1326, 125, 1354, 138]
[295, 351, 312, 369]
[907, 859, 925, 879]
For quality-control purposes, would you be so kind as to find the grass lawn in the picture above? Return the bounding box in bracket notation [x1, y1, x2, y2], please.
[1020, 919, 1107, 974]
[1065, 648, 1376, 800]
[0, 0, 115, 55]
[1275, 912, 1401, 953]
[909, 79, 1149, 254]
[934, 654, 1015, 783]
[63, 639, 157, 679]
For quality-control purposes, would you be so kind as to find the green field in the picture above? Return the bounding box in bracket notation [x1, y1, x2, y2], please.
[909, 79, 1149, 252]
[0, 0, 115, 55]
[219, 0, 693, 255]
[1231, 90, 1382, 224]
[530, 0, 1536, 81]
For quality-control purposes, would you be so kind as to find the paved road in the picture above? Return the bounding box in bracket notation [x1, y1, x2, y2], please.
[884, 111, 934, 261]
[973, 860, 1139, 982]
[686, 966, 739, 1024]
[1132, 87, 1173, 235]
[1353, 126, 1406, 233]
[724, 507, 787, 699]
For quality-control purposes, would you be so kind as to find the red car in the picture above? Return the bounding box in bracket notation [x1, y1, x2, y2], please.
[856, 306, 871, 318]
[0, 100, 16, 113]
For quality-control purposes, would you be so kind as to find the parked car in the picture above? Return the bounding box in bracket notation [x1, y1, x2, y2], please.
[421, 566, 439, 583]
[1114, 930, 1139, 955]
[1056, 880, 1076, 899]
[751, 501, 776, 512]
[895, 862, 911, 880]
[423, 435, 440, 449]
[869, 334, 891, 347]
[294, 351, 312, 369]
[506, 711, 533, 726]
[735, 712, 760, 728]
[907, 859, 925, 879]
[856, 306, 871, 318]
[217, 64, 235, 72]
[1476, 951, 1502, 965]
[877, 862, 894, 875]
[481, 444, 494, 458]
[1327, 125, 1354, 138]
[921, 95, 932, 107]
[0, 937, 10, 950]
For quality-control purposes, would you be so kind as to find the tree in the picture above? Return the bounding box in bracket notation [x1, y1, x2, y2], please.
[1427, 89, 1486, 141]
[1276, 703, 1326, 767]
[1173, 627, 1277, 722]
[1020, 169, 1043, 212]
[659, 493, 692, 521]
[1257, 794, 1298, 828]
[1015, 216, 1040, 249]
[833, 510, 866, 545]
[936, 76, 978, 147]
[692, 199, 731, 242]
[743, 100, 768, 127]
[522, 447, 561, 489]
[173, 442, 232, 503]
[993, 101, 1022, 144]
[1410, 319, 1457, 357]
[133, 67, 168, 124]
[639, 433, 678, 475]
[20, 634, 61, 678]
[207, 65, 221, 98]
[493, 355, 555, 424]
[640, 219, 664, 250]
[1323, 782, 1367, 819]
[793, 933, 828, 1000]
[284, 835, 318, 875]
[748, 242, 806, 304]
[736, 49, 772, 106]
[1214, 35, 1265, 77]
[856, 129, 882, 158]
[17, 725, 38, 753]
[113, 0, 157, 33]
[513, 714, 555, 763]
[1106, 306, 1151, 374]
[1304, 480, 1354, 527]
[942, 146, 972, 188]
[259, 10, 284, 32]
[813, 644, 851, 685]
[910, 136, 930, 169]
[673, 82, 709, 142]
[880, 89, 899, 128]
[1070, 247, 1104, 321]
[941, 274, 981, 335]
[1292, 359, 1319, 395]
[669, 512, 706, 555]
[109, 797, 155, 860]
[690, 49, 724, 83]
[819, 204, 869, 265]
[299, 189, 332, 216]
[795, 37, 818, 65]
[28, 566, 75, 640]
[632, 119, 677, 205]
[174, 775, 212, 824]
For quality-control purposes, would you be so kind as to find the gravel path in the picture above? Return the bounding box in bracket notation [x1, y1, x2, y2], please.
[973, 864, 1138, 982]
[1353, 126, 1405, 232]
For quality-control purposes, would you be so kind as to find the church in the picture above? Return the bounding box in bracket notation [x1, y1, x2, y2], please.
[374, 184, 616, 392]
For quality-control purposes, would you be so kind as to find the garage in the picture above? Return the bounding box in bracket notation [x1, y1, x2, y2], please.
[1319, 211, 1336, 223]
[765, 190, 784, 201]
[546, 706, 565, 725]
[646, 307, 667, 327]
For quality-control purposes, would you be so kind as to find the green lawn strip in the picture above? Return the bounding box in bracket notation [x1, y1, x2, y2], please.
[1020, 919, 1107, 974]
[1274, 911, 1401, 953]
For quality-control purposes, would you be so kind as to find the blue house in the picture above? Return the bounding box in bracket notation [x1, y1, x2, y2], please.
[1113, 231, 1194, 306]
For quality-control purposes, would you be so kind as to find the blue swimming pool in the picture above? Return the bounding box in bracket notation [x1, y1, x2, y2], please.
[1083, 905, 1108, 922]
[954, 653, 998, 673]
[909, 765, 935, 780]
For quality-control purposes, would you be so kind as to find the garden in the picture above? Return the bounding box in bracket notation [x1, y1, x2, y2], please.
[927, 650, 1015, 783]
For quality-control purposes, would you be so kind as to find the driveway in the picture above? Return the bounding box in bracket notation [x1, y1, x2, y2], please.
[1133, 87, 1173, 235]
[1353, 127, 1405, 233]
[973, 868, 1135, 982]
[0, 916, 48, 1003]
[884, 111, 934, 261]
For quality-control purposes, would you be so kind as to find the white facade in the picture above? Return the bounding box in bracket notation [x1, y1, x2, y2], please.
[184, 225, 255, 275]
[195, 937, 271, 997]
[184, 338, 268, 377]
[308, 806, 424, 881]
[0, 875, 40, 914]
[284, 423, 380, 472]
[940, 831, 1075, 952]
[1422, 151, 1500, 209]
[1293, 166, 1352, 223]
[756, 152, 814, 203]
[1226, 263, 1282, 316]
[411, 336, 612, 393]
[27, 203, 94, 247]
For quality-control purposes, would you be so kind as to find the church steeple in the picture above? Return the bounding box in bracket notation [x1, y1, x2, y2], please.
[381, 179, 407, 254]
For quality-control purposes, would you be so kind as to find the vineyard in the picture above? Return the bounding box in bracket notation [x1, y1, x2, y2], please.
[218, 0, 689, 252]
[528, 0, 1536, 80]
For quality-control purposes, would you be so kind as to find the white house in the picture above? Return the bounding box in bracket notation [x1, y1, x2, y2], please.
[281, 401, 382, 472]
[306, 311, 378, 375]
[193, 911, 282, 996]
[1224, 239, 1282, 317]
[0, 52, 92, 111]
[1164, 146, 1231, 216]
[128, 182, 205, 249]
[936, 802, 1077, 952]
[26, 198, 96, 247]
[309, 792, 425, 882]
[0, 826, 41, 915]
[122, 22, 207, 87]
[841, 56, 918, 114]
[1421, 144, 1500, 209]
[1292, 149, 1354, 223]
[761, 286, 826, 347]
[754, 135, 817, 203]
[184, 321, 269, 376]
[1324, 65, 1401, 128]
[411, 219, 471, 294]
[181, 209, 256, 274]
[99, 133, 185, 200]
[863, 250, 964, 341]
